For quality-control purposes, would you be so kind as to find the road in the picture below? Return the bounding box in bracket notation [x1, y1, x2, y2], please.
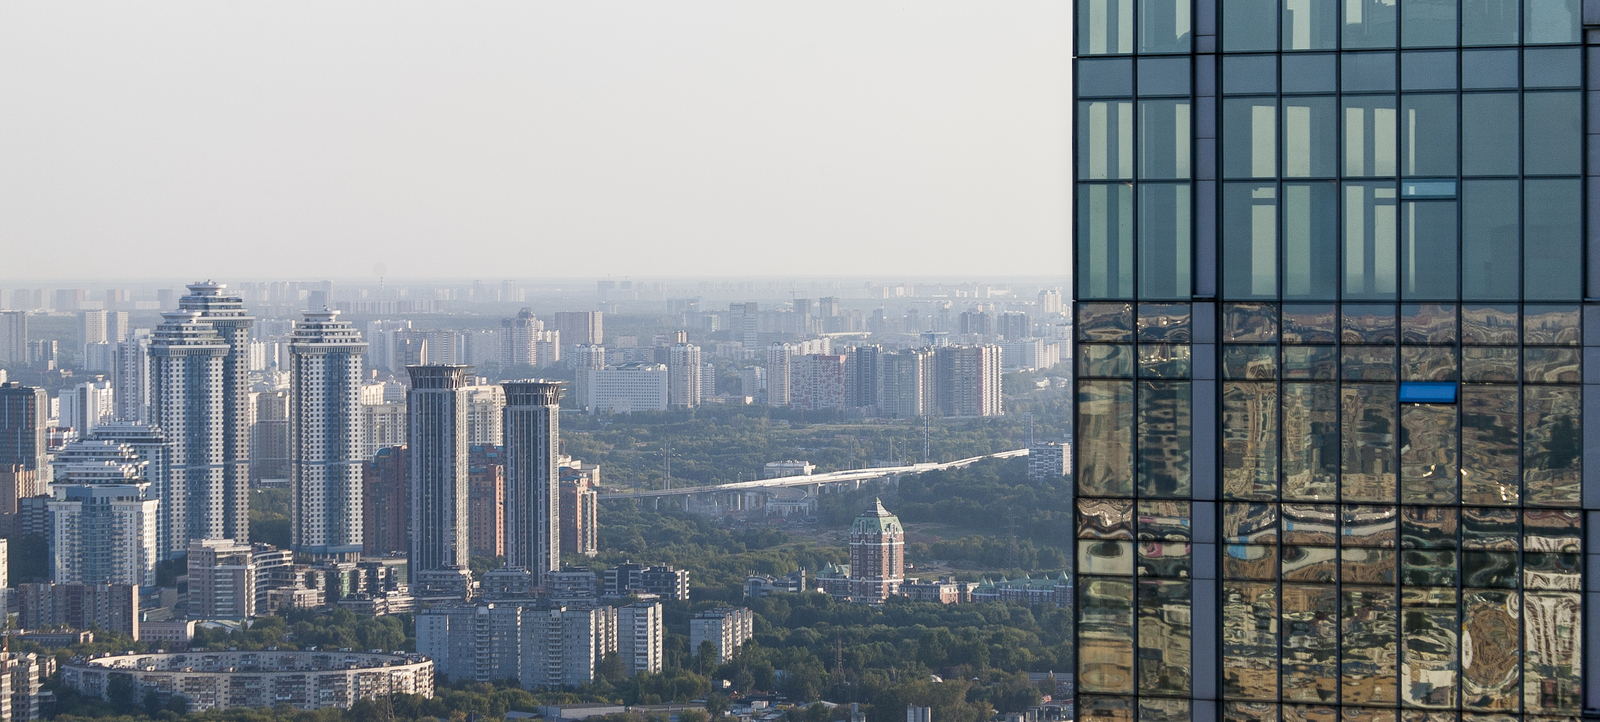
[597, 448, 1029, 500]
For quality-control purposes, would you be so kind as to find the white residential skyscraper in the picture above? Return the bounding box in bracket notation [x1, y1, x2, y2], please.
[667, 343, 701, 408]
[288, 309, 367, 560]
[502, 380, 562, 586]
[176, 282, 255, 544]
[46, 440, 160, 587]
[148, 311, 228, 557]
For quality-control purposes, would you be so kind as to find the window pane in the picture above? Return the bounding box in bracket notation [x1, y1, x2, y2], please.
[1342, 346, 1397, 381]
[1401, 51, 1456, 90]
[1461, 385, 1520, 505]
[1401, 345, 1459, 380]
[1283, 303, 1339, 343]
[1139, 184, 1192, 299]
[1080, 302, 1136, 341]
[1461, 94, 1519, 176]
[1344, 98, 1398, 177]
[1401, 94, 1456, 176]
[1526, 0, 1580, 43]
[1223, 184, 1279, 299]
[1079, 184, 1135, 299]
[1224, 302, 1281, 341]
[1283, 182, 1339, 300]
[1137, 579, 1192, 694]
[1523, 592, 1582, 713]
[1524, 179, 1582, 301]
[1080, 58, 1136, 96]
[1283, 96, 1337, 177]
[1342, 384, 1397, 502]
[1462, 303, 1519, 345]
[1461, 180, 1519, 301]
[1283, 54, 1338, 91]
[1462, 49, 1520, 88]
[1079, 380, 1135, 496]
[1400, 588, 1459, 709]
[1224, 55, 1278, 95]
[1344, 0, 1398, 47]
[1524, 92, 1581, 175]
[1223, 382, 1279, 500]
[1283, 0, 1338, 48]
[1225, 0, 1280, 51]
[1223, 582, 1280, 699]
[1401, 201, 1457, 299]
[1401, 303, 1457, 344]
[1283, 382, 1339, 500]
[1138, 381, 1191, 497]
[1461, 589, 1521, 711]
[1281, 583, 1338, 701]
[1079, 577, 1136, 693]
[1080, 101, 1134, 180]
[1525, 47, 1582, 87]
[1524, 347, 1580, 383]
[1081, 343, 1136, 377]
[1524, 385, 1581, 505]
[1138, 302, 1193, 341]
[1402, 404, 1458, 503]
[1342, 304, 1398, 343]
[1080, 0, 1134, 54]
[1139, 57, 1192, 95]
[1342, 52, 1398, 92]
[1224, 99, 1278, 179]
[1140, 0, 1192, 52]
[1463, 347, 1518, 381]
[1343, 183, 1399, 299]
[1462, 0, 1521, 45]
[1341, 586, 1399, 704]
[1140, 100, 1192, 180]
[1224, 344, 1279, 380]
[1402, 0, 1457, 46]
[1284, 346, 1338, 379]
[1524, 304, 1581, 345]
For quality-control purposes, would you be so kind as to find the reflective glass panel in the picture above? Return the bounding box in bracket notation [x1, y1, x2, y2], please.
[1137, 579, 1192, 694]
[1224, 345, 1279, 380]
[1462, 0, 1521, 45]
[1341, 586, 1399, 704]
[1138, 183, 1192, 299]
[1461, 181, 1520, 301]
[1342, 547, 1397, 583]
[1524, 179, 1583, 301]
[1079, 184, 1135, 299]
[1522, 592, 1582, 713]
[1401, 201, 1458, 300]
[1139, 344, 1193, 378]
[1283, 182, 1341, 300]
[1525, 305, 1580, 345]
[1082, 540, 1138, 575]
[1224, 382, 1280, 500]
[1225, 502, 1281, 543]
[1344, 99, 1399, 177]
[1401, 403, 1459, 503]
[1461, 94, 1519, 176]
[1342, 384, 1397, 502]
[1342, 304, 1398, 343]
[1079, 380, 1136, 497]
[1223, 184, 1280, 298]
[1224, 302, 1280, 342]
[1401, 506, 1459, 548]
[1284, 545, 1339, 581]
[1223, 582, 1281, 699]
[1282, 583, 1339, 702]
[1080, 302, 1136, 341]
[1225, 544, 1281, 579]
[1283, 382, 1340, 499]
[1139, 0, 1193, 52]
[1226, 0, 1280, 51]
[1522, 348, 1579, 384]
[1080, 101, 1134, 180]
[1461, 589, 1521, 711]
[1140, 100, 1193, 180]
[1400, 303, 1456, 344]
[1282, 503, 1338, 544]
[1079, 0, 1134, 54]
[1081, 498, 1136, 539]
[1343, 0, 1398, 47]
[1283, 0, 1337, 49]
[1463, 507, 1520, 549]
[1081, 344, 1135, 377]
[1400, 587, 1459, 708]
[1401, 0, 1457, 46]
[1461, 304, 1518, 345]
[1400, 346, 1458, 381]
[1283, 96, 1337, 177]
[1524, 93, 1582, 175]
[1461, 385, 1520, 505]
[1342, 346, 1397, 381]
[1224, 99, 1279, 179]
[1344, 183, 1399, 298]
[1138, 302, 1193, 341]
[1079, 577, 1137, 693]
[1137, 381, 1191, 497]
[1282, 304, 1338, 343]
[1401, 94, 1457, 176]
[1524, 385, 1581, 506]
[1525, 0, 1581, 43]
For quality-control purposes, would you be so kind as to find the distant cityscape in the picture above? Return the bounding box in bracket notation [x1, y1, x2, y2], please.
[0, 277, 1073, 714]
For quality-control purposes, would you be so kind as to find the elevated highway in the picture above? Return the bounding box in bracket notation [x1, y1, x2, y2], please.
[598, 448, 1029, 505]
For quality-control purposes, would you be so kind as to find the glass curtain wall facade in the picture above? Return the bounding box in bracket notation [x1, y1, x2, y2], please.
[1072, 1, 1598, 721]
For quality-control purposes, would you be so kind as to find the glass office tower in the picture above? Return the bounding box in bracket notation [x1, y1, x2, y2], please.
[1072, 1, 1596, 721]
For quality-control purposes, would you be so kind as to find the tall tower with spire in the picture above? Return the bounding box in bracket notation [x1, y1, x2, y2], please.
[848, 498, 904, 603]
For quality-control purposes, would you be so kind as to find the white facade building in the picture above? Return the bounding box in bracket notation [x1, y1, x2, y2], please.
[465, 385, 505, 446]
[583, 364, 668, 414]
[689, 607, 753, 664]
[667, 344, 702, 408]
[148, 310, 229, 557]
[288, 310, 367, 559]
[616, 601, 664, 675]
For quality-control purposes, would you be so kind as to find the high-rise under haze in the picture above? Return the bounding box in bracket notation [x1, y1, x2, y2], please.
[1072, 3, 1591, 721]
[176, 282, 254, 544]
[288, 309, 367, 560]
[501, 380, 562, 586]
[148, 310, 229, 558]
[406, 364, 472, 589]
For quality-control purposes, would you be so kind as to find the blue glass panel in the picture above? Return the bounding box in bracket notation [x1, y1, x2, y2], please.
[1080, 58, 1136, 97]
[1399, 382, 1457, 403]
[1401, 180, 1456, 199]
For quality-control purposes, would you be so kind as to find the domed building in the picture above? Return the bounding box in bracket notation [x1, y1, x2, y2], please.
[848, 498, 904, 603]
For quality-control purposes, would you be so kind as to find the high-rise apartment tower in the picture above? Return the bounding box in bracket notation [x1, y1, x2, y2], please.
[407, 365, 472, 585]
[502, 380, 562, 586]
[288, 309, 367, 560]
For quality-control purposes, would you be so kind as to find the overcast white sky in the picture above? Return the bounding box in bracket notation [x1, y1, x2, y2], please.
[0, 2, 1071, 282]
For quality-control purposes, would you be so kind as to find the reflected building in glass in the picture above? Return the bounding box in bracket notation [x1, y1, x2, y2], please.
[1071, 1, 1594, 721]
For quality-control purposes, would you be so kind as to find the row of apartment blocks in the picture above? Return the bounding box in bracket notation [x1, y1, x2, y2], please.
[418, 601, 662, 688]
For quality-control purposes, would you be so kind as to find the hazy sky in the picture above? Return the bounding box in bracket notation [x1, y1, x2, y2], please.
[0, 3, 1071, 282]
